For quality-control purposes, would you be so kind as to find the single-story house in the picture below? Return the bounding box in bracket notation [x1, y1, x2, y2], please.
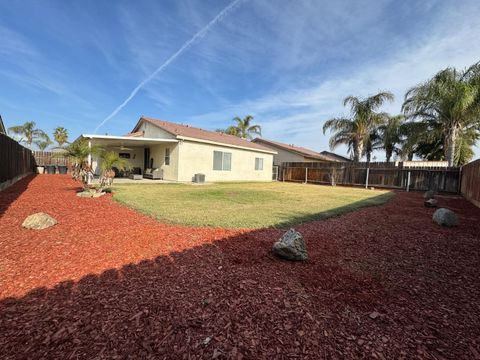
[318, 151, 351, 162]
[79, 117, 276, 182]
[251, 138, 336, 166]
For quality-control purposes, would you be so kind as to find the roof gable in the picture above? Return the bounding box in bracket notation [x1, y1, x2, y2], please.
[134, 117, 274, 153]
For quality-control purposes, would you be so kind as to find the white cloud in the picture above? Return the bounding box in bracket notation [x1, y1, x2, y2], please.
[187, 0, 480, 157]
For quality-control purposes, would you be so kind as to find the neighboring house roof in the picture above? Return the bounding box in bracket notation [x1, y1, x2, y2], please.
[133, 116, 275, 154]
[251, 138, 333, 161]
[0, 115, 6, 134]
[125, 131, 144, 137]
[319, 151, 351, 162]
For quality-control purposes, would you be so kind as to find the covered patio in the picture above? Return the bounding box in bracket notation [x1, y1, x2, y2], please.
[79, 134, 178, 179]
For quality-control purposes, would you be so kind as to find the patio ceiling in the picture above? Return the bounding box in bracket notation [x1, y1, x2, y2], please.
[79, 134, 178, 148]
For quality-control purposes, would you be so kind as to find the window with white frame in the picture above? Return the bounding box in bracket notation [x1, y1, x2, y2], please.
[213, 150, 232, 171]
[165, 148, 170, 165]
[255, 157, 264, 170]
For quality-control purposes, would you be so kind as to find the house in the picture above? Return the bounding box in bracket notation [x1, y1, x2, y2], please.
[319, 150, 351, 162]
[79, 117, 276, 182]
[251, 138, 335, 166]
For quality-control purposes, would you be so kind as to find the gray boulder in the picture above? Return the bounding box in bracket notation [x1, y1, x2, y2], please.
[424, 198, 438, 208]
[433, 208, 458, 227]
[272, 229, 307, 261]
[22, 212, 57, 230]
[424, 190, 436, 200]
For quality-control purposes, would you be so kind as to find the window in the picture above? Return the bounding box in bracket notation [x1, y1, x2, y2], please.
[255, 157, 264, 170]
[213, 150, 232, 171]
[165, 148, 170, 165]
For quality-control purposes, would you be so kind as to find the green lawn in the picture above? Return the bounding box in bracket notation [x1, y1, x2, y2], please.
[112, 182, 394, 229]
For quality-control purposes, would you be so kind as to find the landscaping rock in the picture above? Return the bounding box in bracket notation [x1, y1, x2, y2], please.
[272, 229, 307, 261]
[22, 212, 57, 230]
[424, 190, 436, 200]
[424, 198, 438, 208]
[77, 191, 105, 198]
[433, 208, 458, 227]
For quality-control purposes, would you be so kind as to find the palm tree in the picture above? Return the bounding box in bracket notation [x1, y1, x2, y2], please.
[99, 151, 131, 188]
[402, 63, 480, 166]
[323, 92, 394, 161]
[377, 114, 406, 162]
[231, 115, 262, 139]
[35, 139, 53, 151]
[53, 127, 69, 148]
[215, 126, 239, 136]
[363, 128, 382, 163]
[8, 121, 49, 148]
[62, 139, 99, 183]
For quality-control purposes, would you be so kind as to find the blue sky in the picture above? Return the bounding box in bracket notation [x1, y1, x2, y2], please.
[1, 0, 479, 159]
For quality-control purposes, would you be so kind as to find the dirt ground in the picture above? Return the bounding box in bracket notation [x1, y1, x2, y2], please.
[0, 175, 479, 359]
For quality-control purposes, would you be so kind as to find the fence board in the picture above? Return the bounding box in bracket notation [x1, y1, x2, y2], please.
[32, 151, 71, 167]
[461, 159, 480, 207]
[0, 133, 35, 185]
[281, 161, 461, 193]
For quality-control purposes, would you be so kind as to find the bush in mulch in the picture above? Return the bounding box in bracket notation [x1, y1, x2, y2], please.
[1, 175, 480, 359]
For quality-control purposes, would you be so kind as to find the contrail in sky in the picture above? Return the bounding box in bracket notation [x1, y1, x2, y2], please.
[94, 0, 245, 133]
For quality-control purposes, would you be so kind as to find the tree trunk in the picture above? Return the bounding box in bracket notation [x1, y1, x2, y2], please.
[385, 147, 392, 163]
[445, 126, 457, 167]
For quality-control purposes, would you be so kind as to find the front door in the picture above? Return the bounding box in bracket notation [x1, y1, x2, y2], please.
[144, 147, 150, 170]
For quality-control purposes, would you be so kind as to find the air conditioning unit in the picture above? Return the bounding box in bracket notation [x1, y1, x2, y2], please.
[193, 173, 205, 183]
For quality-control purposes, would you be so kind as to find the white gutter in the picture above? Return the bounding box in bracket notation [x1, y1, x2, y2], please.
[78, 134, 179, 143]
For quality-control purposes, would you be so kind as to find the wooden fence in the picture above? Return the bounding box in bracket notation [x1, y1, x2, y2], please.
[32, 151, 71, 167]
[281, 162, 461, 193]
[460, 159, 480, 207]
[0, 133, 35, 186]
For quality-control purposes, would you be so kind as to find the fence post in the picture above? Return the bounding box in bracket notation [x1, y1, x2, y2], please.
[365, 167, 370, 188]
[406, 171, 411, 192]
[305, 167, 308, 184]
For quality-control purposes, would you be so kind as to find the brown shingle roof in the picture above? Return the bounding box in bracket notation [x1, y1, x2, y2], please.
[319, 151, 351, 162]
[137, 117, 275, 153]
[252, 138, 333, 161]
[124, 131, 144, 137]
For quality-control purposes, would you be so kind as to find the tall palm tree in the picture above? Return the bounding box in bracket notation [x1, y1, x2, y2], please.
[323, 91, 394, 161]
[53, 126, 69, 148]
[363, 128, 382, 163]
[231, 115, 262, 139]
[8, 121, 49, 148]
[398, 121, 430, 161]
[377, 114, 406, 162]
[402, 63, 480, 166]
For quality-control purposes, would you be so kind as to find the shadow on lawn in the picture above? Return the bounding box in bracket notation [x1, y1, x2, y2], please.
[272, 192, 395, 229]
[0, 174, 35, 217]
[0, 226, 387, 359]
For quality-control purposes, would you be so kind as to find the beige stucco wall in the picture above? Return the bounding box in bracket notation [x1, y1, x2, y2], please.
[261, 146, 305, 166]
[176, 140, 273, 182]
[149, 143, 179, 181]
[140, 121, 176, 139]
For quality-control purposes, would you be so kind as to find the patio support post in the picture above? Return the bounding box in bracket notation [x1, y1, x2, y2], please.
[305, 167, 308, 184]
[365, 167, 370, 188]
[406, 171, 411, 192]
[87, 140, 92, 185]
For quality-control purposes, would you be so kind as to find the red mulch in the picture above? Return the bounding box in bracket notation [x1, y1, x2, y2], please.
[0, 175, 479, 359]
